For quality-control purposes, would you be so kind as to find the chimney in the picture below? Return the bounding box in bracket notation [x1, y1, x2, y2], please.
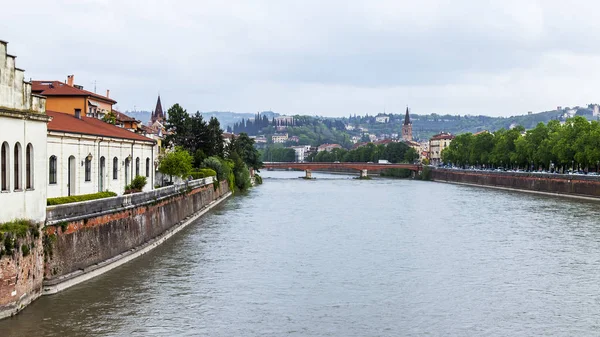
[106, 89, 110, 98]
[74, 108, 81, 119]
[67, 75, 74, 87]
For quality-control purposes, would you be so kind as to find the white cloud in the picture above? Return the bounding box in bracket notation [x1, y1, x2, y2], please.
[2, 0, 600, 116]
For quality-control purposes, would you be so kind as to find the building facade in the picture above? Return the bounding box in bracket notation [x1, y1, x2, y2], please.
[31, 77, 116, 119]
[271, 133, 289, 143]
[0, 40, 50, 223]
[46, 111, 155, 198]
[429, 132, 455, 166]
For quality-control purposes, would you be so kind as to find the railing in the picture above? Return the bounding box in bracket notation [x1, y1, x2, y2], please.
[46, 177, 214, 225]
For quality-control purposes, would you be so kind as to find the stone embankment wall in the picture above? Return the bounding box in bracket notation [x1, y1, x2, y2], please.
[431, 169, 600, 198]
[0, 227, 44, 319]
[43, 178, 229, 286]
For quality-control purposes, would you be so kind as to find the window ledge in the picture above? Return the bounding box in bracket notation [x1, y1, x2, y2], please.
[49, 182, 57, 185]
[1, 190, 10, 193]
[14, 189, 23, 192]
[26, 188, 34, 191]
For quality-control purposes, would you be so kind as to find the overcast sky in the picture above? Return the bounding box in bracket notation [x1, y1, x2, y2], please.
[2, 0, 599, 117]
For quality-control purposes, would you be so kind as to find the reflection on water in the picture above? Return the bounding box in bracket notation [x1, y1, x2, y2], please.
[2, 171, 600, 336]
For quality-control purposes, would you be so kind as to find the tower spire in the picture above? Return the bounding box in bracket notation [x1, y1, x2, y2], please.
[404, 106, 411, 125]
[152, 94, 164, 124]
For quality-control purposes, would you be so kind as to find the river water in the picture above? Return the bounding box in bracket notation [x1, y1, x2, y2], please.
[2, 171, 600, 336]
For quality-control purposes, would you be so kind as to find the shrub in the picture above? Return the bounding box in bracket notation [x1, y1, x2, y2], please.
[130, 175, 147, 191]
[0, 219, 33, 237]
[254, 173, 263, 185]
[190, 168, 217, 180]
[47, 191, 117, 206]
[202, 157, 224, 181]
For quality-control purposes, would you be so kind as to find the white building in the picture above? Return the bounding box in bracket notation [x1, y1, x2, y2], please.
[291, 145, 311, 162]
[0, 40, 50, 223]
[271, 133, 288, 143]
[375, 115, 389, 123]
[46, 111, 155, 198]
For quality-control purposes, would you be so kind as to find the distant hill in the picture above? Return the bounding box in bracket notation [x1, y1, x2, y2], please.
[200, 111, 279, 129]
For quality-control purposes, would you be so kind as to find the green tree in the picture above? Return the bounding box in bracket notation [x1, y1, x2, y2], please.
[158, 147, 193, 182]
[164, 104, 190, 149]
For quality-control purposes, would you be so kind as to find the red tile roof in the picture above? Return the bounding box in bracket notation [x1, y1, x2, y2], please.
[47, 111, 154, 143]
[32, 81, 117, 104]
[113, 110, 138, 123]
[430, 133, 455, 141]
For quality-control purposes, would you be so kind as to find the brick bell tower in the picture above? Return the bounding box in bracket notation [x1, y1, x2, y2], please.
[402, 106, 413, 141]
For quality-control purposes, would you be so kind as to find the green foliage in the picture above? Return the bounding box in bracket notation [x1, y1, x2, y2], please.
[102, 110, 117, 125]
[440, 116, 600, 172]
[21, 244, 30, 257]
[230, 151, 252, 191]
[261, 146, 296, 162]
[47, 191, 117, 206]
[0, 219, 33, 237]
[227, 133, 262, 170]
[190, 168, 217, 179]
[310, 141, 414, 164]
[164, 104, 225, 160]
[380, 168, 413, 178]
[158, 147, 193, 181]
[418, 166, 433, 181]
[202, 156, 225, 181]
[126, 175, 147, 193]
[254, 173, 263, 185]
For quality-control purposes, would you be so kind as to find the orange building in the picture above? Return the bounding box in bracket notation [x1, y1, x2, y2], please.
[31, 75, 116, 117]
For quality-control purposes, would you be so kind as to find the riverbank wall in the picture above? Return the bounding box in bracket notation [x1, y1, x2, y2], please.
[0, 177, 230, 319]
[431, 168, 600, 199]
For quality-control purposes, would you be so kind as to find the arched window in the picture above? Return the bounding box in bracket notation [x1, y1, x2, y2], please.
[146, 158, 150, 177]
[135, 157, 140, 177]
[124, 158, 130, 184]
[14, 142, 22, 190]
[1, 142, 9, 191]
[49, 155, 57, 184]
[85, 156, 92, 182]
[113, 157, 118, 180]
[26, 143, 33, 189]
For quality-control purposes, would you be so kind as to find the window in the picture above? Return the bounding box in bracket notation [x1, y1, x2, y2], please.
[26, 144, 33, 189]
[49, 156, 57, 184]
[146, 158, 150, 177]
[85, 157, 92, 182]
[135, 157, 140, 177]
[1, 142, 8, 191]
[14, 142, 21, 190]
[124, 158, 130, 184]
[113, 157, 118, 180]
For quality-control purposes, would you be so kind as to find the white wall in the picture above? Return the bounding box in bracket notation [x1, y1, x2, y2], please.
[0, 116, 48, 223]
[47, 132, 155, 198]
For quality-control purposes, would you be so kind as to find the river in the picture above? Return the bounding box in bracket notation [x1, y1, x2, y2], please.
[2, 171, 600, 336]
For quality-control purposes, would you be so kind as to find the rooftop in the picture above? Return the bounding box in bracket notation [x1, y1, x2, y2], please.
[47, 111, 154, 142]
[32, 81, 117, 104]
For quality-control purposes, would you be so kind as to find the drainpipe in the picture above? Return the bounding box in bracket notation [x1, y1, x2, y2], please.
[151, 140, 155, 190]
[131, 141, 135, 184]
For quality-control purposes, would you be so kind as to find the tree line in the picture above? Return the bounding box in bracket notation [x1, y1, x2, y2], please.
[310, 142, 419, 163]
[158, 104, 262, 191]
[441, 116, 600, 172]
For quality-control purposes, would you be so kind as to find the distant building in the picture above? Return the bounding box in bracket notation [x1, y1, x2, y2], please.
[274, 116, 294, 126]
[375, 115, 389, 123]
[594, 105, 600, 117]
[289, 136, 299, 143]
[271, 133, 288, 143]
[317, 144, 342, 152]
[402, 107, 413, 141]
[429, 132, 455, 166]
[291, 145, 312, 162]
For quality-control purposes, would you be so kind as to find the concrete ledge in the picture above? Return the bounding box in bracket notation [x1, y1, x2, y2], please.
[42, 191, 232, 295]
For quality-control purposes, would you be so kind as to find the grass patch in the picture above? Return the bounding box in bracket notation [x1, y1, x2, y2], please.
[0, 219, 33, 238]
[47, 191, 117, 206]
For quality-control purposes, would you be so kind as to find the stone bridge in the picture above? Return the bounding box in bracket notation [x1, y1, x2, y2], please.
[263, 162, 422, 178]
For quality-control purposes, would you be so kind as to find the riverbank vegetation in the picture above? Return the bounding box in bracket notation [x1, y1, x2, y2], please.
[162, 104, 262, 192]
[309, 142, 419, 163]
[47, 191, 117, 206]
[441, 116, 600, 172]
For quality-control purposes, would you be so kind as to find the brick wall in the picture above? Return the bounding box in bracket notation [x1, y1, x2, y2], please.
[431, 169, 600, 198]
[0, 229, 44, 319]
[44, 179, 229, 281]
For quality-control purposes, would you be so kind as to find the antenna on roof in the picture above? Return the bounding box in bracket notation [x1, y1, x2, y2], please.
[93, 80, 97, 93]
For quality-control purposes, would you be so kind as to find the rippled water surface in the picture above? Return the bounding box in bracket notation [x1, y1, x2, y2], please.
[3, 171, 600, 336]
